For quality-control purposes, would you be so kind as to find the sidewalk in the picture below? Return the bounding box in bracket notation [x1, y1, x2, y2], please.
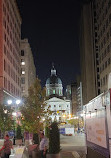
[60, 134, 86, 158]
[60, 151, 86, 158]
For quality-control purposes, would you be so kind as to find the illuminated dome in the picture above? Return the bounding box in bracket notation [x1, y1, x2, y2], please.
[46, 76, 62, 85]
[46, 65, 63, 97]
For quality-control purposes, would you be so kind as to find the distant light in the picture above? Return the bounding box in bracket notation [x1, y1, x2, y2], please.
[16, 100, 21, 105]
[69, 114, 72, 118]
[74, 116, 79, 119]
[63, 115, 66, 118]
[22, 71, 25, 74]
[12, 112, 16, 117]
[21, 61, 25, 65]
[4, 110, 7, 114]
[80, 113, 84, 117]
[7, 100, 12, 105]
[42, 118, 45, 121]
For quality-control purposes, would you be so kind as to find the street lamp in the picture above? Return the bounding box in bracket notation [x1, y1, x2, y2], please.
[7, 99, 21, 145]
[7, 100, 12, 105]
[12, 112, 17, 145]
[16, 100, 21, 105]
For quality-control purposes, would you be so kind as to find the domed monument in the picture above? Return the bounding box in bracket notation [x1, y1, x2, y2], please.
[46, 65, 63, 97]
[45, 64, 71, 122]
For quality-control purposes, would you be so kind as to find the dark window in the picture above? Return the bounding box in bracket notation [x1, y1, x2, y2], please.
[109, 13, 111, 22]
[98, 82, 100, 87]
[105, 61, 107, 68]
[108, 58, 110, 65]
[21, 50, 24, 56]
[21, 77, 25, 84]
[98, 89, 100, 95]
[97, 67, 99, 72]
[4, 59, 6, 71]
[96, 53, 98, 58]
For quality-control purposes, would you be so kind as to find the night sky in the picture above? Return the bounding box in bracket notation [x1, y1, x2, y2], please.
[17, 0, 84, 90]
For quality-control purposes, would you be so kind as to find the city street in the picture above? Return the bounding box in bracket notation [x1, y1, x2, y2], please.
[60, 133, 86, 158]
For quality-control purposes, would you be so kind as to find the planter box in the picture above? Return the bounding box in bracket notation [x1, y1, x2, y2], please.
[15, 139, 22, 145]
[46, 153, 60, 158]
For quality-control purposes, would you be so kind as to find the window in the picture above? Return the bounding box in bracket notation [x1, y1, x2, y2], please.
[97, 67, 99, 72]
[105, 61, 107, 68]
[21, 50, 24, 56]
[21, 77, 25, 84]
[21, 87, 25, 93]
[21, 59, 25, 65]
[101, 79, 102, 86]
[47, 89, 50, 95]
[8, 81, 10, 91]
[109, 13, 111, 22]
[54, 105, 56, 107]
[108, 58, 110, 65]
[106, 19, 108, 28]
[103, 77, 105, 85]
[110, 27, 111, 36]
[107, 32, 109, 40]
[53, 89, 55, 94]
[107, 45, 110, 53]
[4, 45, 6, 55]
[21, 69, 25, 75]
[106, 75, 108, 83]
[4, 33, 6, 42]
[4, 59, 6, 71]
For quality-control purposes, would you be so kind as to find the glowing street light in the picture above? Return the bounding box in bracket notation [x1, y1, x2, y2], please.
[4, 110, 7, 114]
[16, 100, 21, 105]
[63, 114, 66, 118]
[6, 99, 21, 145]
[7, 100, 12, 105]
[69, 114, 72, 118]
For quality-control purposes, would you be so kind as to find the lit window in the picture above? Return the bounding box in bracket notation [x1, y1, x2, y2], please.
[21, 59, 25, 65]
[22, 71, 25, 75]
[21, 61, 25, 65]
[53, 90, 55, 94]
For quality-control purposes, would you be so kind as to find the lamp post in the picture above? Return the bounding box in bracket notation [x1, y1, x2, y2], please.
[7, 99, 21, 145]
[12, 112, 17, 145]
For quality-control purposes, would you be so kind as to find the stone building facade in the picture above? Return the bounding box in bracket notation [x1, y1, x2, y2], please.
[20, 39, 36, 97]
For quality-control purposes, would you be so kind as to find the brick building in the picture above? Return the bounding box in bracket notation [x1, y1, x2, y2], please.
[0, 0, 21, 104]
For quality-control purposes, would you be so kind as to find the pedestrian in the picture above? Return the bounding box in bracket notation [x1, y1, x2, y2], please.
[0, 135, 13, 158]
[39, 132, 48, 158]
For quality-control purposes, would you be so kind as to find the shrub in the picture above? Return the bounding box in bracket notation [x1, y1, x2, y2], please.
[16, 125, 22, 139]
[49, 122, 60, 154]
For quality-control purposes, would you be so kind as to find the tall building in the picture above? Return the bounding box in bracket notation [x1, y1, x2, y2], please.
[20, 39, 36, 97]
[66, 82, 82, 116]
[80, 1, 100, 105]
[0, 0, 22, 104]
[95, 0, 111, 93]
[80, 0, 111, 105]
